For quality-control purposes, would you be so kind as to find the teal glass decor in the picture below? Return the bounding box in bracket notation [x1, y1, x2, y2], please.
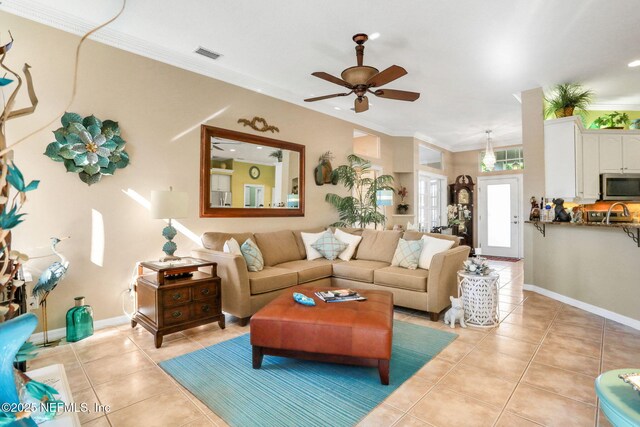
[65, 297, 94, 342]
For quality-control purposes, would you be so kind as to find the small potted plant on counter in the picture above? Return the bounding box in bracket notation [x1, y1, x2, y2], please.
[590, 111, 630, 129]
[397, 186, 409, 214]
[544, 83, 594, 118]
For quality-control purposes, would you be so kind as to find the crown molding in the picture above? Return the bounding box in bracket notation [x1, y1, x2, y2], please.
[0, 0, 405, 138]
[590, 103, 640, 111]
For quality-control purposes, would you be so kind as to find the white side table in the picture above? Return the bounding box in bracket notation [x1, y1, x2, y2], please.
[457, 270, 500, 328]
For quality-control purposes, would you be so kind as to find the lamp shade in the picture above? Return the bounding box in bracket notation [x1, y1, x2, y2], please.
[150, 189, 188, 219]
[376, 189, 394, 206]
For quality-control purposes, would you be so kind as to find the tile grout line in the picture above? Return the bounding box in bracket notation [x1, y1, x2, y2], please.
[490, 291, 564, 426]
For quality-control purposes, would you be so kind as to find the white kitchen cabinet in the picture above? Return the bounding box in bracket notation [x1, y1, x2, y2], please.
[598, 134, 640, 173]
[623, 135, 640, 172]
[544, 117, 599, 203]
[211, 173, 231, 191]
[545, 119, 577, 200]
[581, 134, 600, 200]
[599, 135, 623, 173]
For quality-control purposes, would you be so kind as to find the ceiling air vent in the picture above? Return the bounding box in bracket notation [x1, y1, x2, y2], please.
[195, 46, 222, 60]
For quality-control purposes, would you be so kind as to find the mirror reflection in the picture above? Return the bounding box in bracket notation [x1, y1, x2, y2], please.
[209, 137, 300, 209]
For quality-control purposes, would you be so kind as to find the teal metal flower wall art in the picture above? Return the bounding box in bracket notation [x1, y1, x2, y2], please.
[44, 112, 130, 185]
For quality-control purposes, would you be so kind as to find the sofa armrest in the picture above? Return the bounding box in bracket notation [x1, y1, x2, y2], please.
[426, 246, 470, 314]
[192, 248, 252, 319]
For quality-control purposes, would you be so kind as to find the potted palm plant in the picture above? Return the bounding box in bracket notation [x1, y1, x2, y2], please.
[325, 155, 394, 228]
[544, 83, 594, 118]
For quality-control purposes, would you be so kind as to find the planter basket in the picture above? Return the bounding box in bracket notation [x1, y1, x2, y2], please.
[555, 106, 575, 118]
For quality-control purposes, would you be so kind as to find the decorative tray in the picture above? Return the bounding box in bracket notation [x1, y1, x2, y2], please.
[619, 372, 640, 395]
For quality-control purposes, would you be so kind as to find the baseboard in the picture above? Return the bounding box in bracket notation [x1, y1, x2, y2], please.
[524, 284, 640, 331]
[30, 315, 130, 344]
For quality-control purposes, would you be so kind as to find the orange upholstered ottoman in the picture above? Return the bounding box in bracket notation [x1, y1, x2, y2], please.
[250, 287, 394, 384]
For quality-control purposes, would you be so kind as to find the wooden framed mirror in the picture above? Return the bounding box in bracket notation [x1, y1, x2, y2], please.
[200, 125, 305, 217]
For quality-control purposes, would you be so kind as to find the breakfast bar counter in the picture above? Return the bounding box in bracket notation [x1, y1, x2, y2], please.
[525, 220, 640, 248]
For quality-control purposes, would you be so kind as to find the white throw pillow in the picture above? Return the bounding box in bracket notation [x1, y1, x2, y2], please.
[300, 231, 326, 260]
[334, 229, 362, 261]
[223, 238, 242, 255]
[418, 235, 455, 270]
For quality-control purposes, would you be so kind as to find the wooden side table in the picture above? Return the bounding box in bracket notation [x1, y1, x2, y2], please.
[132, 257, 225, 348]
[457, 270, 500, 328]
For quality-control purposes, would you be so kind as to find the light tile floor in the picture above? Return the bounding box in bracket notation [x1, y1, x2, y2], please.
[26, 260, 639, 426]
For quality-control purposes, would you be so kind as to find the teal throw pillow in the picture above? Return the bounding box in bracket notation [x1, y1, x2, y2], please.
[240, 238, 264, 272]
[391, 238, 423, 270]
[311, 231, 348, 261]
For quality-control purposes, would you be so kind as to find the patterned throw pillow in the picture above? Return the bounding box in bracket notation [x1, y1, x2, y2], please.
[391, 239, 423, 270]
[311, 231, 348, 261]
[240, 238, 264, 272]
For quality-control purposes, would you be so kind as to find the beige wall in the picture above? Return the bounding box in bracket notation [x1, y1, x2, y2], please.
[521, 88, 545, 284]
[4, 13, 401, 330]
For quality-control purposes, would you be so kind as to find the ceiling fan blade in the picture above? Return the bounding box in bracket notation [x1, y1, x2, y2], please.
[304, 92, 352, 102]
[366, 65, 407, 88]
[354, 96, 369, 113]
[311, 72, 353, 88]
[212, 144, 224, 151]
[373, 89, 420, 102]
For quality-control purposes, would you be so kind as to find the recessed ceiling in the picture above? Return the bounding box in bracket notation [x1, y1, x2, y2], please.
[3, 0, 640, 151]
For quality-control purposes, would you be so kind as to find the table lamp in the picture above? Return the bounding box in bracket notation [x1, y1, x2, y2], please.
[150, 187, 188, 261]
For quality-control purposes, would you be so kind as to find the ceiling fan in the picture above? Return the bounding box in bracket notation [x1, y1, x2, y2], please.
[304, 33, 420, 113]
[211, 137, 242, 151]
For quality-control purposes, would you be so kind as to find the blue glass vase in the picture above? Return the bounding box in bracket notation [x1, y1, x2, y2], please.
[65, 297, 94, 342]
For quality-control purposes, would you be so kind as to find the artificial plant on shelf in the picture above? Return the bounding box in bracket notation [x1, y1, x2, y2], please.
[397, 186, 409, 214]
[589, 111, 630, 129]
[544, 83, 594, 119]
[325, 154, 394, 228]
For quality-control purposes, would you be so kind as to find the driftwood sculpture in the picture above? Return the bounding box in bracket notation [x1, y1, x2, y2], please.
[0, 32, 38, 321]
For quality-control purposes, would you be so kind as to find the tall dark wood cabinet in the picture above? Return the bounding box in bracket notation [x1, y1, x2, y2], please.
[449, 175, 474, 255]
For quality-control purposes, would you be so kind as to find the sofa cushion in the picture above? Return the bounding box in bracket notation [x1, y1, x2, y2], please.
[248, 267, 298, 295]
[374, 266, 429, 292]
[356, 230, 402, 263]
[241, 239, 264, 272]
[403, 231, 459, 248]
[202, 232, 255, 251]
[332, 259, 390, 283]
[334, 229, 362, 261]
[391, 239, 423, 270]
[254, 230, 302, 266]
[293, 227, 326, 259]
[274, 259, 337, 284]
[311, 231, 347, 261]
[418, 235, 455, 270]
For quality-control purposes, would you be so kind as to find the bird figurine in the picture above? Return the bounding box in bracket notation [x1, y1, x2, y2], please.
[32, 237, 70, 346]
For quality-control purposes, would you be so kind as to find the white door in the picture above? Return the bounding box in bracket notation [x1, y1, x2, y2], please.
[478, 176, 521, 258]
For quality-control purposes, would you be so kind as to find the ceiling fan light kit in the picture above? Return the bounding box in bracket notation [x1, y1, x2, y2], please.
[304, 33, 420, 113]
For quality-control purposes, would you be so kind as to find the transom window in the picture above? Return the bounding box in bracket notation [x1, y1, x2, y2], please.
[480, 147, 524, 172]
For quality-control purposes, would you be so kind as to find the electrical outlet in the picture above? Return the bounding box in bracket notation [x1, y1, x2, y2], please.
[27, 296, 38, 311]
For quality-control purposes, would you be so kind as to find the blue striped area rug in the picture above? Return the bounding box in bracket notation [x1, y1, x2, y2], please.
[160, 320, 456, 427]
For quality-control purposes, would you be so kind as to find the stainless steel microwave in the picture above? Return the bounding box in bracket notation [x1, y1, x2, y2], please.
[601, 173, 640, 201]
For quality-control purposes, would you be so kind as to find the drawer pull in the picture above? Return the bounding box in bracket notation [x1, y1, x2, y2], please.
[202, 304, 210, 313]
[172, 293, 182, 301]
[172, 310, 182, 318]
[200, 288, 210, 295]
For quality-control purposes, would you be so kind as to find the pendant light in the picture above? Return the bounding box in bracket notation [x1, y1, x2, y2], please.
[483, 130, 496, 171]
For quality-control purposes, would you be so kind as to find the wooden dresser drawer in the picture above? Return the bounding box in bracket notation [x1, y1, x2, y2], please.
[193, 282, 218, 301]
[162, 288, 191, 307]
[163, 305, 191, 326]
[193, 299, 220, 319]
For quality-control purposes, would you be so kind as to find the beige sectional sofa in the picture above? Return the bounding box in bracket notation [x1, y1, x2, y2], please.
[192, 228, 470, 325]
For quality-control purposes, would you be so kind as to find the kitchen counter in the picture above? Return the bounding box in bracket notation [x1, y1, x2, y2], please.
[525, 220, 640, 228]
